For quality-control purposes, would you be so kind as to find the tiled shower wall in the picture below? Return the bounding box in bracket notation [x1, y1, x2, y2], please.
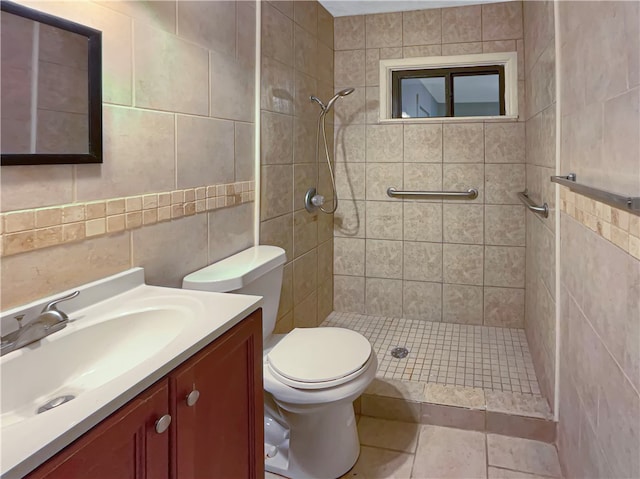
[259, 1, 335, 333]
[556, 2, 640, 478]
[1, 1, 255, 308]
[332, 2, 528, 327]
[522, 2, 556, 411]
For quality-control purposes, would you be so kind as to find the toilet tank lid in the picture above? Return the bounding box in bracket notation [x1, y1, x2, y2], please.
[182, 245, 286, 293]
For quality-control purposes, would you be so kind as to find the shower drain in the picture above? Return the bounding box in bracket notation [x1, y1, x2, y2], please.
[390, 347, 409, 359]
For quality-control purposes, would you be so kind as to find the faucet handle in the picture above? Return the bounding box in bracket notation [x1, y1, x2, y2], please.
[41, 291, 80, 316]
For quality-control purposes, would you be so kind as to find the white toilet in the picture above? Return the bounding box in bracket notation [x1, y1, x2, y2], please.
[183, 245, 377, 479]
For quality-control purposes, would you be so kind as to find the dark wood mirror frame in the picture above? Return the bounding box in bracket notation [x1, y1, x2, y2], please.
[1, 1, 102, 166]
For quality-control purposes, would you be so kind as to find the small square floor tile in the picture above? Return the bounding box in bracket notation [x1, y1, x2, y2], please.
[322, 311, 543, 395]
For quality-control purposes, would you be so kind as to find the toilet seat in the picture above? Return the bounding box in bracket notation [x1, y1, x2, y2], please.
[266, 328, 372, 390]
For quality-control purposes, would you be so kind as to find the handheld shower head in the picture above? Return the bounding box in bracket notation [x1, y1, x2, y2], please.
[338, 87, 356, 96]
[324, 87, 355, 113]
[310, 88, 355, 114]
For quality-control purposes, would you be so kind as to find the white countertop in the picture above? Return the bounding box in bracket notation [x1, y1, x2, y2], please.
[0, 269, 262, 478]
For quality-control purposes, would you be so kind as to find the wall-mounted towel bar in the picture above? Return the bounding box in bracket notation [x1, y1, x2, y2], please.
[387, 187, 478, 200]
[518, 190, 549, 218]
[551, 173, 640, 214]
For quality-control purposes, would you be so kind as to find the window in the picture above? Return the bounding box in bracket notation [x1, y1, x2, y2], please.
[379, 52, 518, 122]
[392, 66, 505, 118]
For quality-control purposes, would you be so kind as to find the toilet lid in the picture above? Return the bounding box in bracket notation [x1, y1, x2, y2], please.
[267, 328, 372, 389]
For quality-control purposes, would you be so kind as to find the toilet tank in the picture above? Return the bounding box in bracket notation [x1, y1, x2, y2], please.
[182, 246, 286, 342]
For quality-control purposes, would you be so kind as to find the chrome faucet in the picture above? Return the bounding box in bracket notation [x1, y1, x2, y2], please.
[0, 291, 80, 356]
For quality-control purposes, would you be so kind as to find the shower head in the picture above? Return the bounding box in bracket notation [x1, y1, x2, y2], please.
[337, 87, 356, 97]
[310, 88, 355, 114]
[324, 87, 355, 113]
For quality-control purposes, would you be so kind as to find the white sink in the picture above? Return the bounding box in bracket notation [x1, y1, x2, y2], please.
[1, 307, 187, 428]
[0, 268, 262, 478]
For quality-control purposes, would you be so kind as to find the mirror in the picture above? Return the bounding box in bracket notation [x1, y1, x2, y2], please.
[1, 1, 102, 165]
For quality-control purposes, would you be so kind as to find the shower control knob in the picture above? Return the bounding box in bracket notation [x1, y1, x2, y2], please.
[311, 195, 325, 207]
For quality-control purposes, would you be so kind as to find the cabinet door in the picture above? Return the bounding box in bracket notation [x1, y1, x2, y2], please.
[171, 311, 263, 479]
[26, 380, 170, 479]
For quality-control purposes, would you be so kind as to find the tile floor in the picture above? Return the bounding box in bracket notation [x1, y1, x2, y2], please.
[322, 312, 541, 395]
[266, 418, 563, 479]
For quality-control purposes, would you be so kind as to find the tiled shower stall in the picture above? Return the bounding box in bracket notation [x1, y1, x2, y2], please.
[326, 1, 553, 404]
[256, 8, 567, 475]
[259, 7, 640, 476]
[259, 1, 556, 414]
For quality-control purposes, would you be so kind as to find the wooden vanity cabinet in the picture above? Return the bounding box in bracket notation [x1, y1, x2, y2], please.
[25, 310, 263, 479]
[170, 310, 264, 479]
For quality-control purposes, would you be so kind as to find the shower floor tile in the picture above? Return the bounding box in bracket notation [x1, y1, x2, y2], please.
[321, 312, 541, 396]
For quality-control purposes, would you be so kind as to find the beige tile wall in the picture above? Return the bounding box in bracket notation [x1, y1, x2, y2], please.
[1, 1, 256, 309]
[332, 2, 527, 327]
[260, 1, 334, 333]
[522, 0, 556, 413]
[556, 2, 640, 478]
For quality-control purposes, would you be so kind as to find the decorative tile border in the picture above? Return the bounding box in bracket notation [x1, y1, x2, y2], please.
[0, 181, 255, 257]
[560, 186, 640, 260]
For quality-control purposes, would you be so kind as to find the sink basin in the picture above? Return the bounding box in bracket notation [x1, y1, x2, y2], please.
[1, 307, 187, 427]
[0, 268, 262, 478]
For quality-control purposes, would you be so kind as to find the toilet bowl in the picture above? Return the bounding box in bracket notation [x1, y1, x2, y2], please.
[183, 246, 377, 479]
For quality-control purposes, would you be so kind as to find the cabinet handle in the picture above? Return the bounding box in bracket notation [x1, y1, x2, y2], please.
[155, 414, 172, 434]
[186, 389, 200, 407]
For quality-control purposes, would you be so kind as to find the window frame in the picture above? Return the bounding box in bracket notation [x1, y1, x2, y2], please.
[391, 65, 506, 119]
[379, 52, 518, 123]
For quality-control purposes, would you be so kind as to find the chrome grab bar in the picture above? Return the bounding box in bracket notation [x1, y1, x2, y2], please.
[518, 190, 549, 218]
[387, 187, 478, 200]
[551, 173, 640, 212]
